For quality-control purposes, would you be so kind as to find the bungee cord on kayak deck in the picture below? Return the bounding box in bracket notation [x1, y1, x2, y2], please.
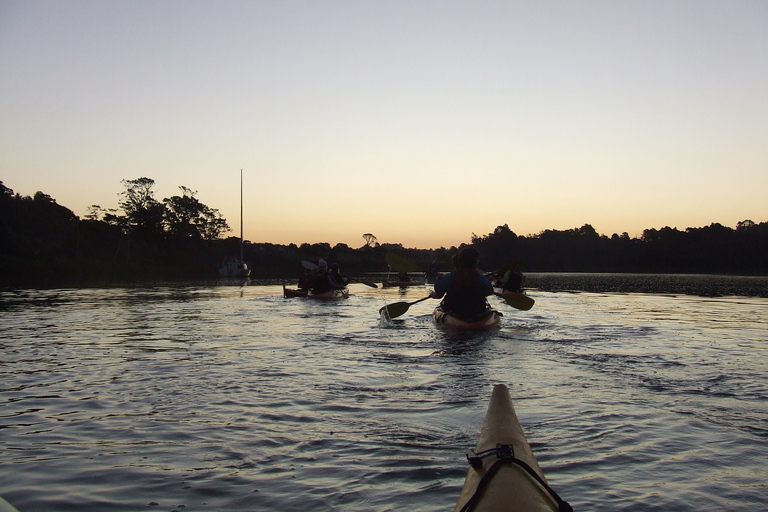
[460, 444, 573, 512]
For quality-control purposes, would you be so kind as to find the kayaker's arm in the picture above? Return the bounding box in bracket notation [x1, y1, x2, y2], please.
[478, 274, 494, 296]
[432, 272, 454, 299]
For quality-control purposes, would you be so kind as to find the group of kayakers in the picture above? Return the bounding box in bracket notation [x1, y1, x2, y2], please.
[295, 248, 525, 323]
[297, 258, 349, 295]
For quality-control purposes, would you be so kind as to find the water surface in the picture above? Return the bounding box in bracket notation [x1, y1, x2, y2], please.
[1, 278, 766, 511]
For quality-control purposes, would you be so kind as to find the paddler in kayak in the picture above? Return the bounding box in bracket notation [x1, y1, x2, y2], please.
[298, 268, 314, 291]
[311, 259, 333, 295]
[431, 247, 494, 319]
[494, 268, 524, 293]
[328, 263, 349, 289]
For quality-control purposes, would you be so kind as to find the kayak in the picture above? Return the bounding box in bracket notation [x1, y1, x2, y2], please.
[493, 288, 535, 311]
[433, 306, 501, 330]
[454, 384, 571, 512]
[283, 285, 308, 298]
[381, 279, 425, 288]
[308, 287, 349, 299]
[0, 496, 19, 512]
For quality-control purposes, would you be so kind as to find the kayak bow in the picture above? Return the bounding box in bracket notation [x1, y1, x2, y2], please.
[454, 384, 571, 512]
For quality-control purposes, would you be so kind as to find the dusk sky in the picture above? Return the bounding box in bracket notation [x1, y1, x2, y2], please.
[2, 1, 766, 249]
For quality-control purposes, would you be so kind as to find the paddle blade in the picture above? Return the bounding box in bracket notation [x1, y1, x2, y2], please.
[380, 301, 411, 318]
[498, 292, 535, 311]
[301, 260, 318, 270]
[355, 278, 378, 288]
[385, 252, 422, 273]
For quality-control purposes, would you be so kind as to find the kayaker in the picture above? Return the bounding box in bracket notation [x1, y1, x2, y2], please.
[312, 259, 333, 294]
[425, 260, 440, 283]
[494, 269, 524, 293]
[431, 247, 494, 319]
[297, 268, 314, 291]
[328, 263, 349, 289]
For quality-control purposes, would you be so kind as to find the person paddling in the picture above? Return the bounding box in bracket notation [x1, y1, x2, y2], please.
[494, 269, 524, 293]
[431, 247, 493, 319]
[311, 259, 332, 294]
[328, 263, 349, 289]
[298, 268, 314, 291]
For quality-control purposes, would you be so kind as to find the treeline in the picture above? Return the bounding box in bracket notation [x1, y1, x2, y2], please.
[1, 178, 233, 287]
[2, 179, 767, 288]
[468, 223, 768, 274]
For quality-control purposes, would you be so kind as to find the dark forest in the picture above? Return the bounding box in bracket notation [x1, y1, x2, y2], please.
[2, 179, 767, 289]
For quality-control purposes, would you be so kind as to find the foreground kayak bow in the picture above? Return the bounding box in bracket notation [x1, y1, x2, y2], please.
[454, 384, 571, 512]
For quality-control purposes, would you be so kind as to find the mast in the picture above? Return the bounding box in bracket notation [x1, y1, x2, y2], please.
[239, 168, 244, 262]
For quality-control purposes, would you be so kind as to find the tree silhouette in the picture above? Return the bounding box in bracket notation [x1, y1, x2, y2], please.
[2, 177, 767, 288]
[362, 233, 378, 248]
[164, 186, 229, 241]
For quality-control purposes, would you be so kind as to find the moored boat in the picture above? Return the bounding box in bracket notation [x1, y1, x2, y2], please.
[218, 169, 251, 278]
[218, 256, 251, 278]
[433, 305, 501, 330]
[453, 384, 571, 512]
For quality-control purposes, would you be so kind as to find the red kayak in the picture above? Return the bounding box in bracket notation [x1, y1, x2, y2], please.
[381, 279, 425, 288]
[283, 285, 308, 298]
[283, 285, 349, 299]
[308, 287, 349, 299]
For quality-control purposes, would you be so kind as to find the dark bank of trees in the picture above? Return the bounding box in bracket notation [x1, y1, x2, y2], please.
[1, 178, 232, 287]
[469, 222, 768, 275]
[2, 178, 767, 289]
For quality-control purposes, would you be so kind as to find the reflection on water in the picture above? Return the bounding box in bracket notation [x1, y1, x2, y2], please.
[1, 278, 767, 511]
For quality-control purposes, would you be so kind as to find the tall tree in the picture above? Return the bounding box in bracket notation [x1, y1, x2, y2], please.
[118, 177, 165, 240]
[362, 233, 378, 248]
[163, 186, 229, 241]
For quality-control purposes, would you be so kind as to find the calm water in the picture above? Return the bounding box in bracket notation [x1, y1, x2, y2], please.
[1, 277, 767, 511]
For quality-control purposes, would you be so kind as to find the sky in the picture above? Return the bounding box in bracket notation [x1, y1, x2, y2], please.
[1, 1, 766, 249]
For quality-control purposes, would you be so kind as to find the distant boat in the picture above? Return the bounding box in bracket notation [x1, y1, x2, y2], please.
[218, 256, 250, 278]
[218, 169, 251, 278]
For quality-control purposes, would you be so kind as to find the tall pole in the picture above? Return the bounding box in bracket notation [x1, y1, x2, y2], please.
[239, 168, 244, 262]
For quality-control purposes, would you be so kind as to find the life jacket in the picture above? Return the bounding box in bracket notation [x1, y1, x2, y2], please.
[441, 268, 489, 319]
[298, 273, 314, 290]
[312, 271, 332, 294]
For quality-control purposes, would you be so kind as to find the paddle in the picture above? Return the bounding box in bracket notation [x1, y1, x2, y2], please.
[350, 277, 378, 288]
[379, 295, 432, 318]
[495, 292, 535, 311]
[301, 260, 377, 288]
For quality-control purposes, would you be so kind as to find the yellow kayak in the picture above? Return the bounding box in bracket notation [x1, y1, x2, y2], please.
[0, 496, 19, 512]
[454, 384, 571, 512]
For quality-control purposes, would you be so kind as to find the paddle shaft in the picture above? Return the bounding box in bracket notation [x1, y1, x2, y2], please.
[406, 295, 432, 307]
[380, 295, 433, 318]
